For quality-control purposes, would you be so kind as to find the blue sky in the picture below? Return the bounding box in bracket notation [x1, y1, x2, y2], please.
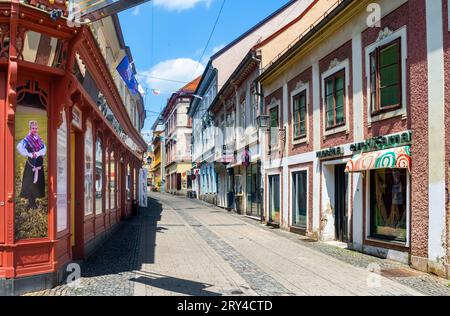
[118, 0, 291, 138]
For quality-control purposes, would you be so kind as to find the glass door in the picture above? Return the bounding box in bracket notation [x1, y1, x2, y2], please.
[268, 175, 280, 224]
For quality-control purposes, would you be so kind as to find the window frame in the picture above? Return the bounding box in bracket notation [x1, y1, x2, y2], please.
[321, 59, 350, 136]
[268, 99, 280, 149]
[365, 27, 407, 124]
[290, 83, 309, 144]
[370, 38, 402, 115]
[324, 70, 346, 130]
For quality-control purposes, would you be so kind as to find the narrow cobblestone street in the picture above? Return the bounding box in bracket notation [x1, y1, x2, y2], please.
[29, 193, 450, 296]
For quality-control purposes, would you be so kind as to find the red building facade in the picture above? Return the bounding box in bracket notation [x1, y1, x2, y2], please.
[0, 1, 147, 295]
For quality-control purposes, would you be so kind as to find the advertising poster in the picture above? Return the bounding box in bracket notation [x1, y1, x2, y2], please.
[57, 110, 68, 232]
[139, 168, 148, 207]
[15, 103, 48, 240]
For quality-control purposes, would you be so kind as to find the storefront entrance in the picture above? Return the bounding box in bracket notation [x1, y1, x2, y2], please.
[72, 130, 84, 259]
[334, 164, 348, 242]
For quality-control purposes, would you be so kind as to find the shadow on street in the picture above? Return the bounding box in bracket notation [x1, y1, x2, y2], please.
[130, 271, 222, 296]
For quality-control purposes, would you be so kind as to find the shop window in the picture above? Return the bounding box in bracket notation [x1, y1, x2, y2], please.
[370, 169, 407, 242]
[126, 164, 131, 201]
[110, 151, 116, 209]
[95, 137, 103, 215]
[246, 164, 260, 218]
[270, 106, 279, 146]
[84, 121, 94, 216]
[105, 150, 110, 211]
[324, 70, 346, 129]
[292, 170, 307, 228]
[370, 39, 401, 114]
[268, 175, 280, 223]
[292, 90, 307, 140]
[14, 89, 49, 240]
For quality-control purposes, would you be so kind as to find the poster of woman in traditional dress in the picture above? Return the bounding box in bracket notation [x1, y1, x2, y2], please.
[17, 120, 47, 209]
[15, 103, 48, 240]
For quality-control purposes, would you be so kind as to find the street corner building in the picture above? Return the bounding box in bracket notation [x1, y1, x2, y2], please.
[0, 1, 147, 295]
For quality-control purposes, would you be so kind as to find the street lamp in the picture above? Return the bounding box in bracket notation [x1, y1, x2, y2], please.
[256, 115, 270, 130]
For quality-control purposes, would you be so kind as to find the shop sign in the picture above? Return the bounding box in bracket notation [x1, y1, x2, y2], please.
[72, 106, 82, 130]
[350, 131, 412, 153]
[221, 144, 234, 164]
[316, 146, 344, 159]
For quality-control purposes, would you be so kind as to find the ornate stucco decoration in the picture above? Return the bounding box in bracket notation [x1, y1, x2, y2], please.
[376, 27, 394, 42]
[328, 58, 341, 71]
[295, 80, 306, 91]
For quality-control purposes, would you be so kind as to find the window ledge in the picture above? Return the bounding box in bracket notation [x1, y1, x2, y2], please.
[365, 237, 408, 248]
[292, 136, 308, 146]
[369, 108, 407, 124]
[324, 125, 348, 137]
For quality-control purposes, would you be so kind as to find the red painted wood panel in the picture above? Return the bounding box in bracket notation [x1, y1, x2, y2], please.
[15, 244, 51, 268]
[0, 71, 5, 245]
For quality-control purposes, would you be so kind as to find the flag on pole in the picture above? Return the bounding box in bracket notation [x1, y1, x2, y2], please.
[116, 55, 139, 95]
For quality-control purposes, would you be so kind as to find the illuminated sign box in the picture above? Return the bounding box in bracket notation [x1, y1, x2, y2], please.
[70, 0, 150, 22]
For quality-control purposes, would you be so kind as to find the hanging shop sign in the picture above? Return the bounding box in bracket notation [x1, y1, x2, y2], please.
[350, 131, 412, 153]
[221, 144, 235, 164]
[316, 146, 344, 160]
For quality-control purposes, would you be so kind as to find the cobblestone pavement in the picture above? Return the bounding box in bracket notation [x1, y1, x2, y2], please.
[27, 192, 450, 296]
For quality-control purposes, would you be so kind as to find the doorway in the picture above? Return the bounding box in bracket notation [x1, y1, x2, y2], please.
[71, 130, 84, 259]
[334, 164, 348, 242]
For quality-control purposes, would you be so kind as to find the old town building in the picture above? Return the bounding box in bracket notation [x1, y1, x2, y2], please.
[257, 0, 449, 278]
[188, 0, 317, 206]
[149, 119, 165, 193]
[162, 77, 199, 196]
[0, 1, 147, 294]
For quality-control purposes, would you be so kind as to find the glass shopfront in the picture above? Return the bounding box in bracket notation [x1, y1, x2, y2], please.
[370, 169, 407, 242]
[292, 170, 307, 228]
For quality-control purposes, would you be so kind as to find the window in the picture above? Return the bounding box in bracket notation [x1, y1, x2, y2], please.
[95, 137, 103, 215]
[370, 169, 407, 242]
[370, 39, 401, 114]
[105, 150, 110, 210]
[268, 175, 280, 223]
[292, 171, 307, 228]
[110, 151, 116, 209]
[270, 106, 279, 146]
[292, 91, 307, 140]
[324, 70, 345, 129]
[84, 121, 94, 216]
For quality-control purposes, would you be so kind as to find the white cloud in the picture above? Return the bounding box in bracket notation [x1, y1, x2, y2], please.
[131, 6, 141, 16]
[211, 43, 226, 55]
[139, 58, 205, 94]
[153, 0, 213, 12]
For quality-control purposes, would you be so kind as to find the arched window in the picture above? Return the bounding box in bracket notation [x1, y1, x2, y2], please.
[95, 136, 103, 214]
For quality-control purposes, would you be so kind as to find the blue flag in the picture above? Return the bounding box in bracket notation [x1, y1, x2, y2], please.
[117, 55, 139, 95]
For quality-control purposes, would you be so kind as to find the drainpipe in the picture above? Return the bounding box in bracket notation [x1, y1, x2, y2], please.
[252, 50, 265, 223]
